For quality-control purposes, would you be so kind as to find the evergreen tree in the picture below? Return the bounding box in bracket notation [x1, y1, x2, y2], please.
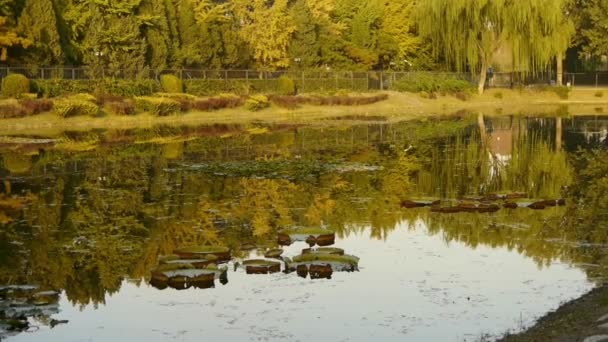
[138, 0, 174, 72]
[16, 0, 64, 65]
[288, 0, 321, 68]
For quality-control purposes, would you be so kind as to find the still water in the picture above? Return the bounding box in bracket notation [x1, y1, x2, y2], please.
[1, 114, 607, 341]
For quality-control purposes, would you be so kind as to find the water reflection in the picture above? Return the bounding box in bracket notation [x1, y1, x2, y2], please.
[0, 115, 607, 340]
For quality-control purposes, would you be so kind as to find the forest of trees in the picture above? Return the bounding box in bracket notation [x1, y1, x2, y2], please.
[0, 0, 607, 77]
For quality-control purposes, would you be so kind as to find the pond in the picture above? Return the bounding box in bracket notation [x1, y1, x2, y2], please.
[1, 114, 607, 341]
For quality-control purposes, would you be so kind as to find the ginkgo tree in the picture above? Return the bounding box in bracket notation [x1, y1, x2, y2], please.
[0, 16, 30, 61]
[417, 0, 574, 94]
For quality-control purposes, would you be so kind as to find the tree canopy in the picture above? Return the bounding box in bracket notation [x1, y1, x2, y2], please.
[0, 0, 603, 79]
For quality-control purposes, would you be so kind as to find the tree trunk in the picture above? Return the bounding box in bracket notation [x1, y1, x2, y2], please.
[557, 52, 564, 86]
[556, 117, 562, 151]
[478, 57, 488, 95]
[477, 112, 488, 145]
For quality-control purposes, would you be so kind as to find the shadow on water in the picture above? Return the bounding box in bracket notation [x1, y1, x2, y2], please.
[0, 114, 607, 339]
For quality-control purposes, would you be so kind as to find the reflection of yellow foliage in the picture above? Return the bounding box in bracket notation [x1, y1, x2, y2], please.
[2, 152, 32, 174]
[305, 193, 336, 226]
[0, 211, 11, 224]
[252, 211, 271, 236]
[162, 142, 183, 160]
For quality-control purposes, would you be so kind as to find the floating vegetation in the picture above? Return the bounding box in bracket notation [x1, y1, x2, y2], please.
[430, 201, 501, 214]
[287, 253, 360, 277]
[401, 199, 440, 208]
[0, 285, 62, 339]
[504, 199, 566, 210]
[150, 262, 228, 290]
[173, 246, 231, 262]
[278, 227, 336, 246]
[302, 247, 345, 256]
[402, 196, 566, 214]
[263, 249, 283, 258]
[186, 161, 382, 180]
[241, 259, 282, 274]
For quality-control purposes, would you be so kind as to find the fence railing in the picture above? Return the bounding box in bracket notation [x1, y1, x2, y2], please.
[1, 66, 608, 91]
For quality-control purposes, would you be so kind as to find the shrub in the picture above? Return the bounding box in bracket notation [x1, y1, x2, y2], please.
[54, 99, 99, 117]
[160, 74, 183, 93]
[32, 79, 159, 98]
[245, 95, 270, 111]
[393, 73, 473, 95]
[193, 95, 244, 111]
[134, 96, 180, 116]
[268, 95, 299, 109]
[70, 93, 97, 103]
[551, 86, 570, 100]
[454, 91, 470, 101]
[106, 100, 136, 116]
[595, 91, 604, 98]
[0, 100, 26, 118]
[1, 74, 30, 98]
[19, 99, 53, 115]
[155, 92, 197, 101]
[95, 94, 126, 105]
[277, 76, 296, 96]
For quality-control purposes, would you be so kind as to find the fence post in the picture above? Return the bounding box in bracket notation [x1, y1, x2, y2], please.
[596, 73, 599, 88]
[380, 72, 384, 90]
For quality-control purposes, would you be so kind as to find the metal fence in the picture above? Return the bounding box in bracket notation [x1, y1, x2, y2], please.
[1, 66, 608, 90]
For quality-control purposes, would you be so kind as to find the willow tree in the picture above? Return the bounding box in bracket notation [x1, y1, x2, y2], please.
[417, 0, 574, 94]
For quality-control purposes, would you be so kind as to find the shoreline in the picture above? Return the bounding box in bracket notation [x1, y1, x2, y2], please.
[0, 89, 607, 136]
[500, 285, 608, 342]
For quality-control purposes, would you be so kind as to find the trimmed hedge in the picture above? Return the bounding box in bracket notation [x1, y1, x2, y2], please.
[268, 94, 389, 108]
[160, 74, 183, 93]
[193, 94, 244, 111]
[54, 99, 99, 117]
[134, 96, 180, 116]
[1, 74, 30, 98]
[393, 73, 473, 94]
[32, 79, 159, 98]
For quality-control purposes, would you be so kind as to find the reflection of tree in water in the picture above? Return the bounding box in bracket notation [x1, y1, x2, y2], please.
[0, 116, 607, 307]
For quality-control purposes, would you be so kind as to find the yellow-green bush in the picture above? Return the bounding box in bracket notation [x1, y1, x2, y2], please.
[1, 74, 30, 98]
[277, 76, 296, 95]
[245, 95, 270, 112]
[70, 93, 97, 102]
[135, 96, 180, 116]
[160, 74, 183, 93]
[54, 99, 99, 117]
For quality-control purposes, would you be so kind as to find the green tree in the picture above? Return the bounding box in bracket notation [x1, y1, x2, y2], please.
[288, 0, 321, 68]
[417, 0, 574, 94]
[576, 0, 608, 61]
[16, 0, 64, 65]
[138, 0, 175, 72]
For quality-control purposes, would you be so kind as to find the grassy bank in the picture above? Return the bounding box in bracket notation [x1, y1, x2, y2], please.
[0, 89, 607, 136]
